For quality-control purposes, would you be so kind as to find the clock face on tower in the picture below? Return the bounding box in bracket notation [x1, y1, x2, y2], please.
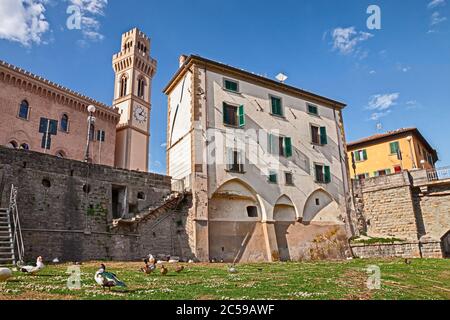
[133, 105, 147, 124]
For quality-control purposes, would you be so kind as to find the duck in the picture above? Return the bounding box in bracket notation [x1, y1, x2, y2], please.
[148, 254, 156, 265]
[0, 268, 13, 282]
[160, 265, 168, 276]
[95, 264, 126, 291]
[20, 256, 45, 275]
[175, 265, 185, 273]
[141, 259, 156, 274]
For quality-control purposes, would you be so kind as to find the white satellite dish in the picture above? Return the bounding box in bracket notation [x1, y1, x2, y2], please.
[276, 73, 288, 83]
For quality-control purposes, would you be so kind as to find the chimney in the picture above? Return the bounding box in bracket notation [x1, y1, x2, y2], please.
[179, 55, 188, 68]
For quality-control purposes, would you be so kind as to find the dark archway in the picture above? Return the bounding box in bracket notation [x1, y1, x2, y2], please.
[273, 195, 296, 261]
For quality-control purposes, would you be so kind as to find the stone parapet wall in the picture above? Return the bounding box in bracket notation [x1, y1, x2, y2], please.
[351, 241, 443, 259]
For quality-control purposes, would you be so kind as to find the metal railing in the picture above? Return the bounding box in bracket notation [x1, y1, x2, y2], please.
[427, 166, 450, 182]
[8, 185, 24, 265]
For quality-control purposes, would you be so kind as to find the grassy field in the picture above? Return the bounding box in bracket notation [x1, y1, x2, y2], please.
[0, 259, 449, 300]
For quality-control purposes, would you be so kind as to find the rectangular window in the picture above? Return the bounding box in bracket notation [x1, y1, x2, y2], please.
[374, 169, 392, 177]
[268, 171, 278, 184]
[315, 164, 331, 184]
[390, 141, 400, 155]
[270, 96, 283, 116]
[224, 79, 239, 93]
[268, 134, 292, 157]
[311, 125, 328, 145]
[308, 104, 319, 116]
[97, 130, 106, 142]
[226, 149, 244, 173]
[354, 149, 368, 162]
[285, 172, 294, 185]
[223, 103, 245, 127]
[357, 173, 370, 180]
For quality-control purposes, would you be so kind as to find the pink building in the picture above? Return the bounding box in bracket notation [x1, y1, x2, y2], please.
[0, 60, 120, 167]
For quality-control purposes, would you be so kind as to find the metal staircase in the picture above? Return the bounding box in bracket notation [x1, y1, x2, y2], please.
[0, 185, 24, 266]
[0, 207, 14, 265]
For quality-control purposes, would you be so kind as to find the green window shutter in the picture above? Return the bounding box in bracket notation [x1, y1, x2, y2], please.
[355, 151, 361, 162]
[362, 149, 368, 161]
[271, 97, 282, 115]
[285, 137, 293, 157]
[268, 133, 273, 154]
[374, 171, 379, 177]
[223, 103, 228, 124]
[324, 166, 331, 183]
[390, 142, 399, 154]
[308, 105, 318, 115]
[320, 127, 328, 145]
[238, 105, 245, 127]
[225, 80, 238, 92]
[386, 169, 392, 175]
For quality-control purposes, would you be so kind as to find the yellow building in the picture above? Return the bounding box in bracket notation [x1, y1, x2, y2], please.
[347, 128, 438, 180]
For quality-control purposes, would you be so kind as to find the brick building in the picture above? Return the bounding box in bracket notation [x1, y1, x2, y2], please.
[0, 28, 156, 171]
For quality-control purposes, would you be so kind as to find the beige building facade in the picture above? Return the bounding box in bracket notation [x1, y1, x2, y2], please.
[164, 55, 352, 262]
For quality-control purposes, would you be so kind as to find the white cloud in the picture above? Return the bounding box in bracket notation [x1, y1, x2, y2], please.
[0, 0, 50, 46]
[369, 70, 376, 74]
[431, 11, 447, 25]
[331, 27, 373, 55]
[370, 110, 391, 121]
[428, 0, 446, 9]
[68, 0, 107, 42]
[160, 143, 167, 148]
[367, 93, 400, 111]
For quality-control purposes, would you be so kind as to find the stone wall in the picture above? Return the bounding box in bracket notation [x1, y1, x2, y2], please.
[352, 170, 450, 258]
[350, 241, 443, 259]
[0, 146, 194, 263]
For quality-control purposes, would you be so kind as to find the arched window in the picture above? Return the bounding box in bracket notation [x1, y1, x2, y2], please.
[6, 141, 18, 149]
[137, 77, 146, 98]
[120, 75, 128, 97]
[60, 114, 69, 132]
[56, 150, 66, 158]
[20, 143, 30, 150]
[19, 100, 30, 120]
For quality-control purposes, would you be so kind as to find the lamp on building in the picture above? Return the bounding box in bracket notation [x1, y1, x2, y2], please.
[84, 105, 97, 163]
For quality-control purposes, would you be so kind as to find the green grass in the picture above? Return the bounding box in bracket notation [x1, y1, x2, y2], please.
[1, 259, 449, 300]
[350, 237, 406, 245]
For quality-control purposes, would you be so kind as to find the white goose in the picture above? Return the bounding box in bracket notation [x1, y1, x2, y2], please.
[20, 256, 45, 275]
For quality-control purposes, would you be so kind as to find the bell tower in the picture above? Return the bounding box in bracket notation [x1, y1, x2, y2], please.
[112, 28, 157, 172]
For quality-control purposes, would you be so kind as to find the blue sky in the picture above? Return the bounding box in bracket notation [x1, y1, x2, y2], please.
[0, 0, 449, 173]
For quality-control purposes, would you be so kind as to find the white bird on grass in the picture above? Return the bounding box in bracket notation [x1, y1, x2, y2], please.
[19, 256, 45, 275]
[0, 267, 13, 290]
[0, 268, 13, 282]
[95, 264, 127, 291]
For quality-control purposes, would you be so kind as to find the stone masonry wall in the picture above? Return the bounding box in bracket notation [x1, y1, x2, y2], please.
[352, 170, 450, 258]
[0, 147, 193, 263]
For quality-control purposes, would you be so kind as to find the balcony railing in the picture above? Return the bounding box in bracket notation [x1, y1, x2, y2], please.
[427, 166, 450, 181]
